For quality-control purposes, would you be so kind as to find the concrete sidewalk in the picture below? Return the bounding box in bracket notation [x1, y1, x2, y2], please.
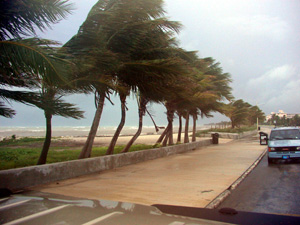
[32, 132, 267, 208]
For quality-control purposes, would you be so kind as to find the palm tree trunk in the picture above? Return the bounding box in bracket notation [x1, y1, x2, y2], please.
[167, 108, 174, 145]
[121, 109, 143, 153]
[177, 114, 182, 143]
[184, 111, 190, 143]
[37, 112, 52, 165]
[79, 93, 105, 159]
[156, 123, 170, 144]
[231, 117, 235, 128]
[122, 97, 147, 153]
[162, 129, 169, 146]
[106, 94, 126, 155]
[192, 114, 197, 142]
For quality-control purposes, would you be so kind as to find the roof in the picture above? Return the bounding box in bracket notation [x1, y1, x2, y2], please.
[271, 127, 300, 131]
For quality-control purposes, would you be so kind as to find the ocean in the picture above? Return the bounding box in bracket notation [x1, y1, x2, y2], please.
[0, 125, 209, 139]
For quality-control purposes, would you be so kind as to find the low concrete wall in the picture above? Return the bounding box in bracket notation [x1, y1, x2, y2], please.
[0, 139, 211, 191]
[199, 130, 257, 139]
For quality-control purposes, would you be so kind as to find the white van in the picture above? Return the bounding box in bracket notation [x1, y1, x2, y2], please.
[268, 127, 300, 164]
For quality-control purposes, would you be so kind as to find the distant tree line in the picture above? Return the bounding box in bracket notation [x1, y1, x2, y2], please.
[0, 0, 265, 165]
[265, 114, 300, 127]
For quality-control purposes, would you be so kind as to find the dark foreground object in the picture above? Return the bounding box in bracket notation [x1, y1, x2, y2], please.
[1, 191, 300, 224]
[154, 204, 300, 225]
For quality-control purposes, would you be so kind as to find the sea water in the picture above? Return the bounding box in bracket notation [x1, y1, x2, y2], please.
[0, 125, 208, 139]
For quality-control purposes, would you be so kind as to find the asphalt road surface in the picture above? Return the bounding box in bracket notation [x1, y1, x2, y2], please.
[218, 153, 300, 216]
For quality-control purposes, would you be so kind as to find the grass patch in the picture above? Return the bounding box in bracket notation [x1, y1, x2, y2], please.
[195, 126, 256, 136]
[0, 141, 155, 170]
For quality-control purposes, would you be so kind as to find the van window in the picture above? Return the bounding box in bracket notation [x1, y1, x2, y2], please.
[269, 129, 300, 140]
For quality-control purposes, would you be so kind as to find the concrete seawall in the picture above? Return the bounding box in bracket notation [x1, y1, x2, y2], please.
[0, 139, 212, 191]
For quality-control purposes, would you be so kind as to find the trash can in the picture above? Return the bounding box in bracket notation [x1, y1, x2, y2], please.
[211, 133, 219, 144]
[259, 132, 268, 145]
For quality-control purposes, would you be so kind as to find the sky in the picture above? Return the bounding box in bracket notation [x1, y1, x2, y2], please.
[1, 0, 300, 128]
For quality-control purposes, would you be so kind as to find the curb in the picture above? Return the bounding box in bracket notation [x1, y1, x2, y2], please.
[205, 147, 267, 209]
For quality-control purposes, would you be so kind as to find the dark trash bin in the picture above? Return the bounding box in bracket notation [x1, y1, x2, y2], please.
[211, 133, 219, 144]
[259, 132, 268, 145]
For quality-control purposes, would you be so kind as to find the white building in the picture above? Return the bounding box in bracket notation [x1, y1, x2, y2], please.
[266, 110, 300, 121]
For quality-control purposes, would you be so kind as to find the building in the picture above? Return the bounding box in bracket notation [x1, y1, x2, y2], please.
[266, 110, 300, 121]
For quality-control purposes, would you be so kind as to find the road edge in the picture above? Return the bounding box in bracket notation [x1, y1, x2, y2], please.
[205, 147, 267, 209]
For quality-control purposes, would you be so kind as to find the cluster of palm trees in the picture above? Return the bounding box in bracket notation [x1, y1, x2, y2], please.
[1, 0, 264, 165]
[224, 100, 265, 129]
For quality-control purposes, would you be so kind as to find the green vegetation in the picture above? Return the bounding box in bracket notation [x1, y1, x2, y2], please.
[0, 137, 153, 170]
[195, 126, 256, 136]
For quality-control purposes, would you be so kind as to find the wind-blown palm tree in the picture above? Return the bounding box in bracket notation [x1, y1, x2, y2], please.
[65, 0, 185, 157]
[106, 81, 130, 155]
[223, 99, 251, 128]
[0, 0, 74, 117]
[1, 0, 85, 165]
[37, 86, 84, 165]
[188, 57, 233, 141]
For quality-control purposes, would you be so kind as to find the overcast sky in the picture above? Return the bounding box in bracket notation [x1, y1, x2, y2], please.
[1, 0, 300, 127]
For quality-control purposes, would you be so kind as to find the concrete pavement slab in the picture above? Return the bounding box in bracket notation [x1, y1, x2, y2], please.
[32, 133, 267, 208]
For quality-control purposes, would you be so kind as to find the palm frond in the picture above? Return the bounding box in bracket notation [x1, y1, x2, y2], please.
[0, 101, 15, 118]
[0, 0, 74, 40]
[0, 88, 43, 106]
[0, 38, 73, 87]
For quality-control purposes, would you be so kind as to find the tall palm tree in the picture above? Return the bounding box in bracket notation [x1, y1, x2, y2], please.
[65, 0, 185, 157]
[0, 0, 74, 117]
[187, 57, 233, 141]
[0, 0, 85, 165]
[37, 86, 84, 165]
[106, 81, 130, 155]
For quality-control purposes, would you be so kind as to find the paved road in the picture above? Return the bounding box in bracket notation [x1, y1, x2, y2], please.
[218, 153, 300, 216]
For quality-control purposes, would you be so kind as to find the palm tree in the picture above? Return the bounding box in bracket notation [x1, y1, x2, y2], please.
[37, 86, 84, 165]
[0, 0, 74, 117]
[106, 82, 130, 155]
[223, 99, 251, 128]
[187, 57, 233, 141]
[65, 0, 185, 157]
[0, 1, 86, 165]
[248, 105, 265, 127]
[120, 56, 189, 153]
[154, 49, 200, 146]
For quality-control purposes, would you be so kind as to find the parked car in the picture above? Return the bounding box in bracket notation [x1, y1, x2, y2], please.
[268, 127, 300, 164]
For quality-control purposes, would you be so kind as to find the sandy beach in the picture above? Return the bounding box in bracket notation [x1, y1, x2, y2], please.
[58, 132, 214, 147]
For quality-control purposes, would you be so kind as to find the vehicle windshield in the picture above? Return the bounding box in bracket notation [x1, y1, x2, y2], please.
[269, 129, 300, 140]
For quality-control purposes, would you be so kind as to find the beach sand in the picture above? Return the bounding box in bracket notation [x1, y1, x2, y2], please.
[58, 133, 210, 146]
[55, 133, 232, 148]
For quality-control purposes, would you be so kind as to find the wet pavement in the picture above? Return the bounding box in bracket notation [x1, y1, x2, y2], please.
[218, 153, 300, 216]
